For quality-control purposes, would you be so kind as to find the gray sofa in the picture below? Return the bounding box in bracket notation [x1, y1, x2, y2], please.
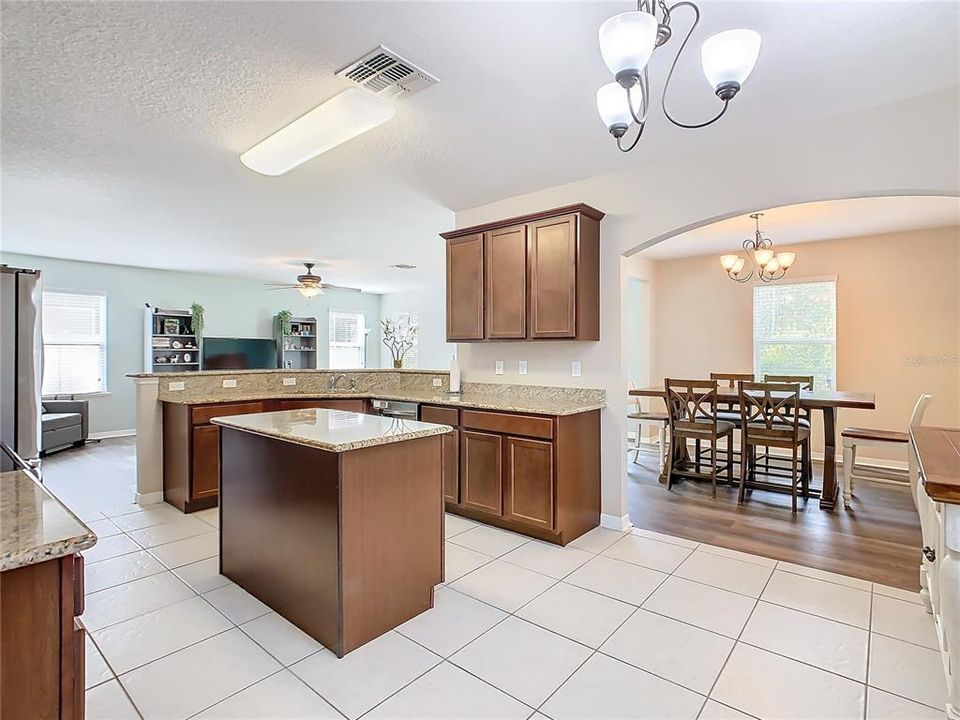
[41, 399, 89, 455]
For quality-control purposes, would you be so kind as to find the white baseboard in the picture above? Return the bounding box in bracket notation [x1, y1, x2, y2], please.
[89, 429, 136, 440]
[601, 513, 633, 532]
[135, 491, 164, 506]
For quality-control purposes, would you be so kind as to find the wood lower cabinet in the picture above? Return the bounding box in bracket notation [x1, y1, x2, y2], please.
[191, 425, 221, 500]
[163, 400, 267, 512]
[421, 405, 460, 503]
[504, 436, 554, 531]
[1, 554, 85, 720]
[446, 233, 485, 341]
[164, 398, 374, 512]
[461, 430, 503, 515]
[445, 408, 600, 545]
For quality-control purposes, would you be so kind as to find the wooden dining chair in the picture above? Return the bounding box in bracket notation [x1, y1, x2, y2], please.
[664, 379, 735, 497]
[739, 381, 810, 512]
[763, 374, 814, 484]
[704, 373, 754, 468]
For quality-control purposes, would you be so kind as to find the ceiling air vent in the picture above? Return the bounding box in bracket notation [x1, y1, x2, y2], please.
[336, 46, 438, 99]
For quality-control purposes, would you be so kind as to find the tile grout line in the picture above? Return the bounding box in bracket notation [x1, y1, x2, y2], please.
[697, 552, 778, 716]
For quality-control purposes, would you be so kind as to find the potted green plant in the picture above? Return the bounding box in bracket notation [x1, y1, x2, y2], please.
[277, 309, 293, 336]
[189, 303, 205, 338]
[381, 318, 417, 369]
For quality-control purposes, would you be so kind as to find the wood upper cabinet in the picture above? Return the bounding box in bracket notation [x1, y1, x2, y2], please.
[485, 224, 527, 339]
[528, 215, 578, 338]
[446, 233, 484, 341]
[504, 436, 555, 531]
[442, 204, 602, 342]
[460, 429, 502, 515]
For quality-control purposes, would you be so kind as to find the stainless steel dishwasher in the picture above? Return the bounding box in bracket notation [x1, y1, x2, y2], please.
[368, 399, 420, 420]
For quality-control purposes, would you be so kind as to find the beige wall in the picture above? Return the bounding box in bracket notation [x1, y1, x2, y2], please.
[453, 88, 959, 526]
[646, 226, 960, 463]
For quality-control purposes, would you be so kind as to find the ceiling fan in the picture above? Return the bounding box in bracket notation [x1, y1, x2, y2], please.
[262, 262, 361, 299]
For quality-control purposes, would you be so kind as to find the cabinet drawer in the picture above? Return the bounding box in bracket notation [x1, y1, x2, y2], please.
[461, 410, 554, 440]
[192, 401, 266, 426]
[421, 405, 459, 426]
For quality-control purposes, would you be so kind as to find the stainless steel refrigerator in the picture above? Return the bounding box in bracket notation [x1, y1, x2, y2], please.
[0, 266, 43, 473]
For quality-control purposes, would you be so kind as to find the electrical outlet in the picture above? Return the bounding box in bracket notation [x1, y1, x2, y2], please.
[282, 377, 297, 386]
[518, 361, 528, 375]
[432, 377, 443, 387]
[222, 379, 238, 388]
[572, 361, 582, 377]
[168, 381, 185, 391]
[495, 361, 504, 375]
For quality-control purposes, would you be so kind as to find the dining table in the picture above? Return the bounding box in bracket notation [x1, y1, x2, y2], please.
[629, 385, 876, 511]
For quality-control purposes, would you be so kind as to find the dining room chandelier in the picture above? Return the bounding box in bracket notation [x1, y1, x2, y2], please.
[596, 0, 761, 152]
[720, 213, 796, 283]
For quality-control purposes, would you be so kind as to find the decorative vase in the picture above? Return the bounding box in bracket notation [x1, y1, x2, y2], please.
[393, 359, 403, 369]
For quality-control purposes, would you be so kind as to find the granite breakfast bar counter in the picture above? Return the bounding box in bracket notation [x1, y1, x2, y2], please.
[212, 408, 451, 657]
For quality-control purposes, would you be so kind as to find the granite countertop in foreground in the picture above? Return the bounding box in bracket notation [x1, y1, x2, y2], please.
[213, 409, 453, 453]
[1, 469, 97, 571]
[163, 388, 606, 416]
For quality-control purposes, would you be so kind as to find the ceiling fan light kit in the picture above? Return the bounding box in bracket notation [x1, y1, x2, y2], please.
[596, 0, 761, 152]
[721, 213, 797, 284]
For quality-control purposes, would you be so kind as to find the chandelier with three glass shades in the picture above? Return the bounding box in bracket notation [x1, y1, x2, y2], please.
[596, 0, 761, 151]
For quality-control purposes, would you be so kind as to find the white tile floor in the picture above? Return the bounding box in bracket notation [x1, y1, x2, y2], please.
[44, 441, 947, 719]
[74, 497, 949, 720]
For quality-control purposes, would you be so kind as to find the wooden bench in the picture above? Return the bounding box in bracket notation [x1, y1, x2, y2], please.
[840, 394, 931, 509]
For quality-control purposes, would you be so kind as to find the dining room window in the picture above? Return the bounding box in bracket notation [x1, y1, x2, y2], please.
[42, 290, 108, 395]
[328, 310, 367, 369]
[753, 279, 836, 390]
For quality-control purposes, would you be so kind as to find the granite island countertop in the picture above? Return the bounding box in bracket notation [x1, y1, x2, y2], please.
[1, 469, 97, 571]
[212, 408, 452, 453]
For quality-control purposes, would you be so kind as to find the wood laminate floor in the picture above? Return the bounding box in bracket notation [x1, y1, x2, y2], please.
[627, 451, 922, 590]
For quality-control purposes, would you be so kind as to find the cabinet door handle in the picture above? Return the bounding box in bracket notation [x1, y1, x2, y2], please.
[923, 546, 936, 562]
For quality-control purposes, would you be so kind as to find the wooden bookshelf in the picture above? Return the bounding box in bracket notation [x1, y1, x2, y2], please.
[275, 315, 317, 369]
[144, 305, 201, 372]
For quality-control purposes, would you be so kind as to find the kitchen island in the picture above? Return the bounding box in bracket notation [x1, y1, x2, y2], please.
[212, 408, 451, 657]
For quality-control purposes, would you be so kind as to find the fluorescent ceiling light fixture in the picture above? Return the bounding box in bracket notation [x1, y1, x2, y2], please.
[240, 88, 395, 176]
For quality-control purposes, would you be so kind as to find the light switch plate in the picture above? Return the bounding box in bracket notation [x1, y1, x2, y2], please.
[518, 361, 528, 375]
[282, 377, 297, 386]
[572, 361, 582, 377]
[168, 381, 185, 391]
[495, 361, 504, 375]
[432, 378, 443, 387]
[222, 379, 238, 388]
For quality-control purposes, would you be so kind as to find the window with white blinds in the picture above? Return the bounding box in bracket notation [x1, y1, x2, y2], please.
[328, 310, 367, 369]
[42, 291, 108, 395]
[754, 280, 836, 390]
[390, 311, 419, 369]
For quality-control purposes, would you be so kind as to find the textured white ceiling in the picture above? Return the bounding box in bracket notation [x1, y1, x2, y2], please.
[641, 196, 960, 259]
[2, 1, 958, 291]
